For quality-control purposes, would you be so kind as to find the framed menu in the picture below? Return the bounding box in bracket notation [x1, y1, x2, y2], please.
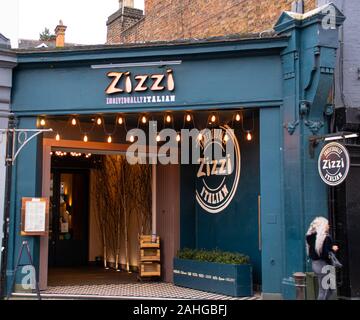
[21, 197, 49, 236]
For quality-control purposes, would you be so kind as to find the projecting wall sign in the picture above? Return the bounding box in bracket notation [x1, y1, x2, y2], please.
[318, 142, 350, 186]
[196, 126, 241, 214]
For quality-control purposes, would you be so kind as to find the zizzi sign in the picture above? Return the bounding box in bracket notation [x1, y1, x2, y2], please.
[195, 126, 241, 214]
[105, 69, 176, 105]
[318, 142, 350, 186]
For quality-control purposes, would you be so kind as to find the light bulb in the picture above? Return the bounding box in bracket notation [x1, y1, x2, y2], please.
[142, 116, 147, 124]
[55, 133, 60, 141]
[118, 117, 123, 125]
[156, 134, 161, 142]
[235, 113, 241, 122]
[130, 135, 134, 143]
[96, 117, 102, 125]
[198, 133, 203, 141]
[211, 115, 216, 123]
[186, 114, 192, 122]
[40, 119, 46, 126]
[83, 135, 88, 142]
[166, 115, 172, 123]
[107, 136, 112, 143]
[246, 132, 252, 141]
[71, 118, 77, 126]
[224, 134, 229, 142]
[176, 133, 181, 142]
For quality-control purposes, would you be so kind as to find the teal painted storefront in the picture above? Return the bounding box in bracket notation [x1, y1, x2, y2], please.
[5, 4, 344, 299]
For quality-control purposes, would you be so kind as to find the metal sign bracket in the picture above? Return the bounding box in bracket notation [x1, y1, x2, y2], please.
[0, 128, 53, 165]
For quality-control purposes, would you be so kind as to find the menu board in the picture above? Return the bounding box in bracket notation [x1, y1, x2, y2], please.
[21, 198, 49, 236]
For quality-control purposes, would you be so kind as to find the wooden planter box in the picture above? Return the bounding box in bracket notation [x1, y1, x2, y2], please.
[173, 258, 253, 297]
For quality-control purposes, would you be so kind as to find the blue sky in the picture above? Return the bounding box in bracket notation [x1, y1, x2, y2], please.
[0, 0, 144, 47]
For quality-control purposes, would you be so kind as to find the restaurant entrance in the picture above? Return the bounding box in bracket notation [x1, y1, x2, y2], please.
[45, 146, 155, 287]
[48, 169, 89, 267]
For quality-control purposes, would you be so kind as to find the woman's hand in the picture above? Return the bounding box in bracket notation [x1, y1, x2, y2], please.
[332, 245, 339, 252]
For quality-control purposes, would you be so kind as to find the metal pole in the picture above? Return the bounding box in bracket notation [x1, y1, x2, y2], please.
[293, 272, 306, 300]
[0, 115, 15, 298]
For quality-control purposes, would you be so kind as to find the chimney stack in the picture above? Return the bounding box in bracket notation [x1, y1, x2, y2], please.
[107, 1, 143, 44]
[55, 20, 67, 47]
[119, 0, 134, 9]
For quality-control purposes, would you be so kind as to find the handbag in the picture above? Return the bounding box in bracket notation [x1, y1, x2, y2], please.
[329, 251, 343, 268]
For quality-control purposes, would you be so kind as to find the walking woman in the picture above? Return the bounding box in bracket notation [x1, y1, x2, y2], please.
[306, 217, 339, 300]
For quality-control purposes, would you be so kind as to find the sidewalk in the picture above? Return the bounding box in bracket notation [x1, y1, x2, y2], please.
[11, 282, 261, 300]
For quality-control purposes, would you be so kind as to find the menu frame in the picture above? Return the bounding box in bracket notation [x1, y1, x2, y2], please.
[21, 197, 49, 236]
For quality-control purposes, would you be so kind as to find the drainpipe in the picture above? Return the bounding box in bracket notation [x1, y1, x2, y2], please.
[292, 0, 304, 13]
[0, 115, 15, 298]
[152, 164, 156, 236]
[339, 0, 346, 107]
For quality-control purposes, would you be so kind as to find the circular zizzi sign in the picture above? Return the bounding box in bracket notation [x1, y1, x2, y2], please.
[318, 142, 350, 186]
[195, 125, 241, 214]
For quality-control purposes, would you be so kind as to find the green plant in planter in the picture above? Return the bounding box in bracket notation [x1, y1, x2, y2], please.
[177, 248, 250, 265]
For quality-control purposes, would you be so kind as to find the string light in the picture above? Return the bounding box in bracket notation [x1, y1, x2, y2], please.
[40, 118, 46, 126]
[246, 131, 253, 141]
[54, 151, 88, 157]
[65, 112, 256, 146]
[55, 133, 60, 141]
[70, 152, 82, 157]
[242, 110, 255, 142]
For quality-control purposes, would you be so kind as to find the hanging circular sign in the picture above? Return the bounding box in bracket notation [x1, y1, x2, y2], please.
[195, 125, 241, 214]
[318, 142, 350, 186]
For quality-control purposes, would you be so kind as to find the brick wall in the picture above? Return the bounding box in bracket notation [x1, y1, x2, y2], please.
[107, 0, 317, 44]
[107, 6, 144, 44]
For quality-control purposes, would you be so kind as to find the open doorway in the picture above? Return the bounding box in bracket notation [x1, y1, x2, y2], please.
[47, 151, 152, 286]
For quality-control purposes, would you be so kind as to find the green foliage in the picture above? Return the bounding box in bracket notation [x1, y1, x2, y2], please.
[39, 28, 55, 41]
[177, 248, 250, 265]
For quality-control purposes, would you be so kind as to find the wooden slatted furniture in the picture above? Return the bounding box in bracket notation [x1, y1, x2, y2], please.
[138, 235, 161, 279]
